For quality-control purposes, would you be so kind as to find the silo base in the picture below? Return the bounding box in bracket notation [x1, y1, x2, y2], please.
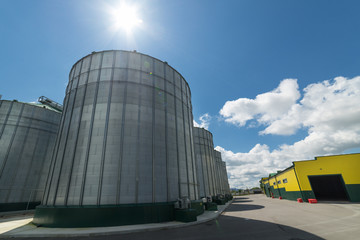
[174, 209, 197, 222]
[204, 202, 218, 211]
[32, 202, 176, 228]
[190, 200, 205, 216]
[0, 202, 41, 212]
[214, 199, 226, 205]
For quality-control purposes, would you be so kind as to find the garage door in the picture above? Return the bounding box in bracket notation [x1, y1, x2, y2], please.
[308, 175, 348, 201]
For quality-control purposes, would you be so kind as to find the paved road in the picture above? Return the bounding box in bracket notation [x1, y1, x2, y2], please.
[3, 195, 360, 240]
[232, 194, 360, 240]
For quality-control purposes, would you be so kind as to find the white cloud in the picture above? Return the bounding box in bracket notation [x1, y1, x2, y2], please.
[219, 79, 300, 130]
[193, 113, 211, 130]
[261, 76, 360, 136]
[217, 76, 360, 189]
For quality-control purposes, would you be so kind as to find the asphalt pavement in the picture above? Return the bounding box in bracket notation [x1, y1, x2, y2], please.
[1, 194, 359, 239]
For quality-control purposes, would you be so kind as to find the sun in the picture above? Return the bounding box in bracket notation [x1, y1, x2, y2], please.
[110, 3, 143, 34]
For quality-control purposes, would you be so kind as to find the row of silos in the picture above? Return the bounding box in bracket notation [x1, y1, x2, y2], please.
[214, 150, 231, 195]
[0, 50, 231, 227]
[193, 127, 231, 203]
[0, 100, 61, 212]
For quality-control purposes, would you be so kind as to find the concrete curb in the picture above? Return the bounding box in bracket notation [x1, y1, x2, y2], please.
[0, 199, 233, 238]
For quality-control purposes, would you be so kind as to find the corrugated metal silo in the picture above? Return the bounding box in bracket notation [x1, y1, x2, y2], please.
[221, 161, 231, 194]
[193, 127, 217, 198]
[34, 50, 198, 227]
[213, 150, 223, 195]
[0, 100, 61, 212]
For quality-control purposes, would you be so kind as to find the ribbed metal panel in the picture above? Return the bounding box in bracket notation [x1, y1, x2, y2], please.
[211, 150, 231, 195]
[0, 100, 60, 205]
[193, 127, 217, 197]
[43, 50, 198, 206]
[221, 161, 231, 194]
[213, 150, 223, 195]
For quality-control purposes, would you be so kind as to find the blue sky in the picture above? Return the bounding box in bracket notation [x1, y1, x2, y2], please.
[2, 0, 360, 188]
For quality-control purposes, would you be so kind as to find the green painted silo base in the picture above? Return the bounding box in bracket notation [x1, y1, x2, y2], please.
[205, 202, 217, 211]
[0, 202, 40, 212]
[33, 202, 176, 228]
[190, 200, 205, 216]
[174, 209, 197, 222]
[214, 199, 226, 205]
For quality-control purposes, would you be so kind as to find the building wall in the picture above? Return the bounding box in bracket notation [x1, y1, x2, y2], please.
[261, 153, 360, 202]
[294, 154, 360, 202]
[260, 177, 269, 197]
[266, 168, 302, 200]
[267, 175, 280, 198]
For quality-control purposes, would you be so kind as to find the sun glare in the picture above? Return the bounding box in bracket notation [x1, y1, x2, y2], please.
[111, 3, 143, 34]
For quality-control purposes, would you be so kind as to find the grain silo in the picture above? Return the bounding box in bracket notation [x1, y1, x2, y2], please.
[33, 50, 199, 227]
[193, 127, 217, 198]
[221, 161, 231, 195]
[0, 100, 61, 212]
[213, 149, 231, 200]
[213, 150, 223, 195]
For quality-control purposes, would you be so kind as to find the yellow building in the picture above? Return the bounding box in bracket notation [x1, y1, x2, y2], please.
[260, 153, 360, 202]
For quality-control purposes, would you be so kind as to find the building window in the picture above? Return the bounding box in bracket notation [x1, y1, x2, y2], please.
[273, 182, 276, 185]
[283, 178, 288, 183]
[277, 180, 281, 184]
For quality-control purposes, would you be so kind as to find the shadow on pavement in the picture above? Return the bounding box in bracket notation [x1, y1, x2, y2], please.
[232, 197, 253, 203]
[232, 199, 254, 203]
[233, 197, 249, 200]
[225, 203, 264, 212]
